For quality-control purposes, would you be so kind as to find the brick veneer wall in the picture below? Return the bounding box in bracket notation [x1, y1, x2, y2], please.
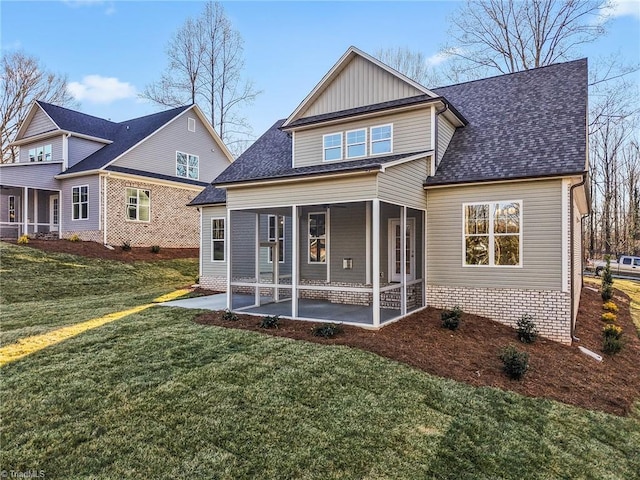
[427, 285, 572, 344]
[61, 230, 102, 242]
[106, 177, 201, 248]
[199, 275, 226, 291]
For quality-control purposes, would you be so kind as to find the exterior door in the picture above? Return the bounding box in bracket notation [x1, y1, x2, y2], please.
[389, 218, 415, 282]
[50, 194, 59, 232]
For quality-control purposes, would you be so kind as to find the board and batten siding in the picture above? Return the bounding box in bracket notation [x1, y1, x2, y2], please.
[294, 108, 432, 168]
[437, 116, 456, 166]
[426, 179, 563, 290]
[113, 112, 230, 182]
[201, 205, 228, 278]
[68, 137, 105, 168]
[23, 108, 57, 138]
[60, 175, 101, 231]
[378, 158, 429, 211]
[18, 136, 64, 164]
[328, 203, 367, 284]
[0, 163, 62, 190]
[302, 55, 424, 118]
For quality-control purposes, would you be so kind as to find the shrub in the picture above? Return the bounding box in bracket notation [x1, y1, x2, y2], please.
[602, 301, 618, 313]
[222, 309, 238, 322]
[602, 336, 623, 355]
[499, 345, 529, 380]
[602, 256, 614, 287]
[312, 323, 342, 338]
[516, 314, 538, 344]
[259, 315, 279, 329]
[601, 284, 613, 302]
[68, 234, 80, 242]
[17, 234, 29, 245]
[441, 306, 462, 330]
[150, 245, 161, 254]
[121, 240, 132, 251]
[602, 323, 622, 339]
[601, 312, 617, 323]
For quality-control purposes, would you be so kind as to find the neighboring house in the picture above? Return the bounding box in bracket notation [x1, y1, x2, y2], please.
[0, 101, 233, 247]
[190, 46, 589, 344]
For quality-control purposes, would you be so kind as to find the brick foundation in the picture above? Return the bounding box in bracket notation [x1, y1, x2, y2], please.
[199, 275, 226, 292]
[61, 230, 102, 243]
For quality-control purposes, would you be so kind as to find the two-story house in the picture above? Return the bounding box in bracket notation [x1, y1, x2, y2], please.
[0, 101, 233, 247]
[189, 47, 589, 344]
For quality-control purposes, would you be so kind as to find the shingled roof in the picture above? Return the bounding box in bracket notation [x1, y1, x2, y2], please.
[37, 101, 119, 140]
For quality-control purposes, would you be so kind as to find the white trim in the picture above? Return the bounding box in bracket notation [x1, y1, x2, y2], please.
[326, 207, 331, 282]
[33, 190, 38, 233]
[370, 124, 393, 156]
[7, 195, 16, 223]
[291, 131, 296, 168]
[561, 179, 569, 293]
[49, 194, 59, 232]
[255, 214, 260, 306]
[211, 216, 226, 262]
[365, 201, 371, 284]
[226, 208, 232, 310]
[322, 132, 343, 162]
[14, 101, 60, 141]
[379, 151, 434, 172]
[372, 199, 380, 327]
[0, 160, 63, 168]
[71, 184, 89, 221]
[291, 205, 299, 318]
[219, 169, 378, 189]
[176, 150, 199, 181]
[96, 171, 203, 191]
[103, 175, 108, 245]
[424, 175, 581, 190]
[388, 217, 416, 283]
[62, 134, 69, 170]
[125, 187, 151, 223]
[307, 211, 328, 264]
[199, 208, 203, 278]
[22, 187, 28, 234]
[430, 105, 436, 174]
[345, 128, 367, 159]
[267, 214, 285, 263]
[12, 130, 112, 148]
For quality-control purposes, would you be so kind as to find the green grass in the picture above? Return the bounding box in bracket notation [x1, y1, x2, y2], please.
[2, 243, 640, 479]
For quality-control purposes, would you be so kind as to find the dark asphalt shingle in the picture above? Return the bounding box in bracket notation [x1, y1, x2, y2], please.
[106, 165, 209, 187]
[37, 101, 119, 140]
[188, 185, 227, 206]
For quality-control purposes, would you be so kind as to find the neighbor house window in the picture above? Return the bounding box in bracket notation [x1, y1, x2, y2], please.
[176, 151, 199, 179]
[211, 218, 225, 262]
[346, 129, 366, 158]
[126, 188, 150, 222]
[8, 196, 15, 222]
[370, 124, 392, 155]
[268, 215, 285, 263]
[72, 185, 89, 220]
[308, 212, 327, 263]
[323, 133, 342, 161]
[464, 201, 521, 266]
[28, 144, 52, 162]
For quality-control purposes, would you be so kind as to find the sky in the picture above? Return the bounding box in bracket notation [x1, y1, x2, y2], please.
[1, 0, 639, 139]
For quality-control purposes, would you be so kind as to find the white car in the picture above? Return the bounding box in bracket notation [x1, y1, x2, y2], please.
[589, 255, 640, 278]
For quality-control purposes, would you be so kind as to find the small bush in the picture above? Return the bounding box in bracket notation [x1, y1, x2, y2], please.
[601, 311, 617, 323]
[121, 240, 132, 251]
[602, 301, 618, 313]
[602, 256, 614, 287]
[601, 284, 613, 302]
[312, 323, 342, 338]
[150, 245, 161, 254]
[602, 323, 622, 339]
[499, 345, 530, 380]
[602, 336, 623, 355]
[68, 234, 80, 242]
[441, 306, 462, 330]
[259, 315, 279, 329]
[17, 234, 29, 245]
[516, 314, 538, 344]
[222, 309, 238, 322]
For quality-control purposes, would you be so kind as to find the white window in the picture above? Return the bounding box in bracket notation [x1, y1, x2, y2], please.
[8, 196, 15, 223]
[346, 129, 366, 158]
[370, 124, 392, 155]
[464, 201, 522, 267]
[126, 188, 150, 222]
[188, 117, 196, 132]
[308, 212, 327, 263]
[323, 133, 342, 162]
[72, 185, 89, 220]
[28, 144, 52, 162]
[176, 151, 199, 180]
[268, 215, 285, 263]
[211, 218, 225, 262]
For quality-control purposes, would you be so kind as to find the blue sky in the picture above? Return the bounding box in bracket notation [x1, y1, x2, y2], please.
[2, 0, 639, 138]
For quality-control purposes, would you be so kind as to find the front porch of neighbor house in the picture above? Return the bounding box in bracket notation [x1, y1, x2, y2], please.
[0, 185, 61, 239]
[226, 200, 425, 327]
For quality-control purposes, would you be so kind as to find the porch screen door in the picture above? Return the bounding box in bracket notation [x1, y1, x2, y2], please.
[50, 195, 59, 232]
[390, 218, 415, 282]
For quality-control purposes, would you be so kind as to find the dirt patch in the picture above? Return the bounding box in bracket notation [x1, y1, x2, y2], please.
[11, 239, 198, 262]
[196, 286, 640, 416]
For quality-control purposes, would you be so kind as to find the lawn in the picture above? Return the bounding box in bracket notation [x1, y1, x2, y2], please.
[1, 243, 639, 479]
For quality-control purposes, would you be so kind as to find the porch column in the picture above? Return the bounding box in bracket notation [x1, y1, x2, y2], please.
[274, 217, 280, 302]
[372, 199, 380, 327]
[254, 213, 260, 307]
[22, 187, 28, 236]
[33, 190, 38, 233]
[401, 206, 407, 315]
[226, 209, 232, 310]
[291, 205, 299, 318]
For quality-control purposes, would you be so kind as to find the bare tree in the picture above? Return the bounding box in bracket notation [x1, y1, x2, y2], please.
[1, 51, 77, 163]
[375, 47, 443, 87]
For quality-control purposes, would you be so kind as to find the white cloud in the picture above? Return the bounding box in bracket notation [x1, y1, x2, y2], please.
[68, 75, 137, 104]
[62, 0, 116, 15]
[602, 0, 640, 20]
[426, 48, 463, 66]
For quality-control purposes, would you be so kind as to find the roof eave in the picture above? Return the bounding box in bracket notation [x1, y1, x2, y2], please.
[423, 170, 588, 188]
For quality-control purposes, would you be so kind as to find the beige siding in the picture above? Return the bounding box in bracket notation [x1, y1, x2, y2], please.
[378, 158, 429, 210]
[226, 174, 378, 210]
[294, 108, 431, 168]
[437, 116, 456, 166]
[23, 108, 57, 138]
[202, 205, 228, 277]
[572, 196, 583, 323]
[113, 112, 230, 182]
[426, 179, 563, 290]
[303, 56, 423, 118]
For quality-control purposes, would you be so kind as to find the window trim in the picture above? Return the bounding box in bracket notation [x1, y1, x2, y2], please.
[322, 132, 343, 162]
[345, 128, 367, 159]
[308, 211, 328, 264]
[211, 217, 226, 262]
[370, 123, 393, 156]
[176, 150, 200, 180]
[71, 185, 89, 221]
[8, 195, 15, 223]
[28, 143, 52, 162]
[267, 214, 285, 263]
[462, 200, 523, 268]
[125, 187, 151, 223]
[188, 117, 196, 132]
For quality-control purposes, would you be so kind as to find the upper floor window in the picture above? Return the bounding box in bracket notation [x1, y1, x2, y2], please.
[346, 129, 366, 159]
[464, 201, 521, 267]
[371, 124, 392, 155]
[72, 185, 89, 220]
[323, 133, 342, 162]
[176, 151, 199, 180]
[28, 144, 52, 162]
[126, 188, 150, 222]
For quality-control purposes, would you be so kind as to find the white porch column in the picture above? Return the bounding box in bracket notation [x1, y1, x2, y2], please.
[291, 205, 299, 318]
[401, 205, 407, 316]
[33, 190, 38, 233]
[226, 209, 232, 310]
[22, 187, 29, 236]
[372, 199, 380, 327]
[274, 216, 280, 302]
[254, 213, 260, 307]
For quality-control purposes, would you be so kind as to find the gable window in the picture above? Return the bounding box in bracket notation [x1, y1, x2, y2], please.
[211, 218, 225, 262]
[323, 133, 342, 161]
[28, 144, 52, 162]
[126, 188, 150, 222]
[464, 201, 521, 267]
[176, 151, 199, 180]
[188, 117, 196, 132]
[346, 129, 366, 158]
[370, 124, 392, 155]
[72, 185, 89, 220]
[8, 196, 16, 222]
[268, 215, 285, 263]
[308, 212, 327, 263]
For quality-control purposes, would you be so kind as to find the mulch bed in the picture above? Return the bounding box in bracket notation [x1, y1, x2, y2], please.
[196, 286, 640, 416]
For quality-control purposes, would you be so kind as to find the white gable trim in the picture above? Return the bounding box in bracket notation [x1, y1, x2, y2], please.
[15, 101, 60, 140]
[10, 130, 112, 147]
[379, 151, 434, 172]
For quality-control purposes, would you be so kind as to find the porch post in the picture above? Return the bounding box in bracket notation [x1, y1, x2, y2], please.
[372, 199, 380, 327]
[291, 205, 298, 318]
[33, 190, 38, 233]
[255, 213, 260, 307]
[226, 209, 232, 310]
[401, 206, 407, 316]
[274, 215, 280, 302]
[22, 187, 28, 236]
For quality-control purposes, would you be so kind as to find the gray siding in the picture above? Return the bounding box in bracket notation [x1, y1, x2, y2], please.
[378, 158, 429, 211]
[328, 203, 367, 283]
[302, 55, 424, 118]
[68, 137, 105, 168]
[201, 205, 228, 278]
[437, 117, 456, 166]
[426, 179, 563, 290]
[18, 136, 64, 163]
[294, 108, 431, 168]
[60, 175, 101, 232]
[0, 163, 62, 190]
[23, 108, 57, 138]
[113, 112, 230, 182]
[230, 210, 257, 279]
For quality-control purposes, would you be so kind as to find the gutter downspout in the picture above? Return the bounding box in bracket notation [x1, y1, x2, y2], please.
[103, 173, 110, 246]
[570, 173, 588, 340]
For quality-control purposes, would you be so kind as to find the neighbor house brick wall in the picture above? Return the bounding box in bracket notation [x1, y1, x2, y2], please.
[105, 177, 202, 248]
[427, 285, 572, 344]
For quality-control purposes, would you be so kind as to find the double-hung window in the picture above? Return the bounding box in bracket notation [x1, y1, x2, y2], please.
[126, 188, 150, 222]
[346, 129, 366, 158]
[370, 124, 392, 155]
[323, 133, 342, 161]
[211, 218, 225, 262]
[72, 186, 89, 220]
[464, 201, 521, 266]
[268, 215, 285, 263]
[28, 144, 52, 162]
[176, 151, 199, 179]
[8, 196, 15, 222]
[308, 212, 327, 263]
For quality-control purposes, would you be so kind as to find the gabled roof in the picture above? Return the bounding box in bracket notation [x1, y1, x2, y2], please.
[188, 185, 227, 206]
[36, 101, 119, 141]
